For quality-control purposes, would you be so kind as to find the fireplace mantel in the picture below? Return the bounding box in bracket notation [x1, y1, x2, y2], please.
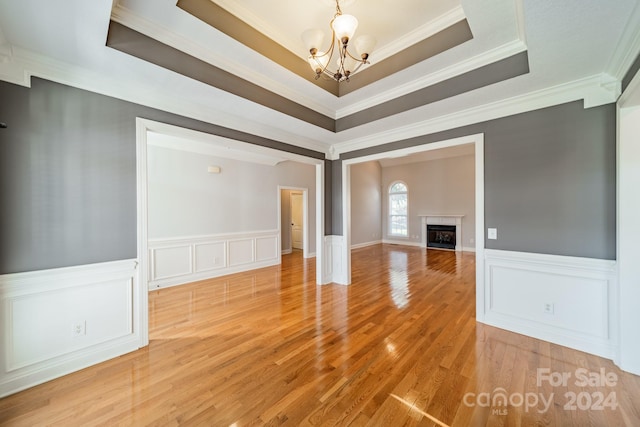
[418, 215, 464, 251]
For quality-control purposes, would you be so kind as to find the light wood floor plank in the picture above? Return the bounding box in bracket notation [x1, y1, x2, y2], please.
[1, 245, 639, 426]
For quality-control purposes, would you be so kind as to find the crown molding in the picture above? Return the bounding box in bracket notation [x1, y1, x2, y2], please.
[513, 0, 527, 46]
[0, 47, 332, 156]
[333, 73, 618, 156]
[335, 39, 527, 119]
[372, 5, 466, 63]
[326, 145, 340, 161]
[111, 3, 338, 119]
[607, 0, 640, 80]
[583, 73, 621, 108]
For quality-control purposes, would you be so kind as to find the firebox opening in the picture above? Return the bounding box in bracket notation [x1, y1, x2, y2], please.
[427, 224, 456, 250]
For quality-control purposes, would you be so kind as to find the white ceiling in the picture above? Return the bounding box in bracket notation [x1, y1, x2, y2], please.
[213, 0, 464, 63]
[0, 0, 638, 157]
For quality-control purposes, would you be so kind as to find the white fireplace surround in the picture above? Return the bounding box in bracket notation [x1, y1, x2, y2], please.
[419, 215, 464, 251]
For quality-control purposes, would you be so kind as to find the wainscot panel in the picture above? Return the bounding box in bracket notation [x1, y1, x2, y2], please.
[0, 259, 141, 397]
[483, 249, 618, 359]
[323, 235, 346, 285]
[148, 230, 280, 289]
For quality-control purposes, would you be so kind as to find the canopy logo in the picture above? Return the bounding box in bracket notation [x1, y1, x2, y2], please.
[463, 368, 619, 415]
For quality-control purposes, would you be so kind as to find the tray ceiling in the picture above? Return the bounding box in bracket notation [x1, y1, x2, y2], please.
[0, 0, 637, 154]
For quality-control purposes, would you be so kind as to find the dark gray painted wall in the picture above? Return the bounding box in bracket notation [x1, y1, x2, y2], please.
[483, 102, 615, 259]
[340, 101, 616, 260]
[622, 51, 640, 92]
[331, 160, 343, 236]
[324, 159, 333, 235]
[0, 78, 325, 274]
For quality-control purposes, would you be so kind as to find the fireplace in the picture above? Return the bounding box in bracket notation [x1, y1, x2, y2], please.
[427, 224, 456, 250]
[419, 215, 464, 252]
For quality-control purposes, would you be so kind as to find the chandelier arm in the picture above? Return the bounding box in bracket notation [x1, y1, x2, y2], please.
[319, 34, 337, 77]
[336, 45, 348, 80]
[309, 32, 337, 79]
[344, 48, 368, 64]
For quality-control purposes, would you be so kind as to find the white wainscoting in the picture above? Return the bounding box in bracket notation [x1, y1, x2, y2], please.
[148, 230, 280, 289]
[323, 235, 347, 285]
[483, 249, 618, 359]
[0, 259, 141, 397]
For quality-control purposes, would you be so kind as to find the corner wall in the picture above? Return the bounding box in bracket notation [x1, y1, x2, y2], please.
[350, 161, 382, 247]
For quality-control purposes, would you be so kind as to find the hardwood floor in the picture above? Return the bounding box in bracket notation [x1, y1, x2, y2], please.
[1, 244, 639, 426]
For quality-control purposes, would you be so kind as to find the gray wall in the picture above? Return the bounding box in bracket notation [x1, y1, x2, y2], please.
[350, 161, 382, 246]
[483, 102, 615, 259]
[339, 101, 616, 260]
[0, 78, 324, 274]
[0, 77, 617, 273]
[381, 155, 475, 248]
[331, 160, 343, 235]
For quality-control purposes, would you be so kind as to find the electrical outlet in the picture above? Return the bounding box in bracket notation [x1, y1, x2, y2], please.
[470, 238, 475, 244]
[72, 321, 86, 337]
[543, 303, 554, 315]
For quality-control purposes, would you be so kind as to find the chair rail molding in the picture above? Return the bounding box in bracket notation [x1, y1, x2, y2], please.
[0, 259, 142, 397]
[148, 230, 280, 289]
[483, 249, 618, 359]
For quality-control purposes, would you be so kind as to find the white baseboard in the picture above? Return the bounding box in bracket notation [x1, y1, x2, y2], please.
[0, 259, 142, 397]
[148, 230, 280, 289]
[381, 240, 475, 253]
[281, 248, 292, 255]
[382, 239, 423, 247]
[482, 249, 618, 359]
[351, 240, 382, 250]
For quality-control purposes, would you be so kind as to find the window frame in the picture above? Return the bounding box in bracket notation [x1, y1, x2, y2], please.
[388, 181, 408, 237]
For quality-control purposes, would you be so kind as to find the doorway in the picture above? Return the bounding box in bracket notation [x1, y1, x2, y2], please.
[341, 133, 485, 320]
[291, 192, 304, 250]
[279, 187, 309, 258]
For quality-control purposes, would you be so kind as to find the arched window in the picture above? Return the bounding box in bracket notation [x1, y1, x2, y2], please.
[389, 182, 408, 237]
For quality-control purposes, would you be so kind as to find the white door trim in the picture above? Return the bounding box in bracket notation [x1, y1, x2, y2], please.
[278, 187, 310, 258]
[616, 69, 640, 374]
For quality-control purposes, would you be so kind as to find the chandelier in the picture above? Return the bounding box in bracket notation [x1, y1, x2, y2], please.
[301, 0, 376, 82]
